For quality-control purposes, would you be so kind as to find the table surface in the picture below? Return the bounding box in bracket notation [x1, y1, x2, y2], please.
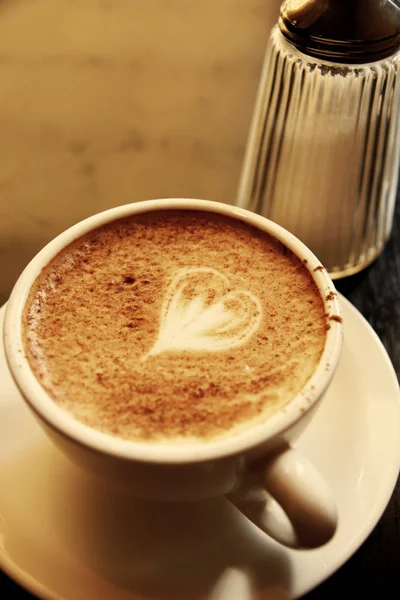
[1, 198, 399, 599]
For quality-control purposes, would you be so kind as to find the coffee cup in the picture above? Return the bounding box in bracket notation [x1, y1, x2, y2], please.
[3, 198, 342, 549]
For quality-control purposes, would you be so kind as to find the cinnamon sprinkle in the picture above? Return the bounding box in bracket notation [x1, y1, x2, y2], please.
[22, 211, 327, 442]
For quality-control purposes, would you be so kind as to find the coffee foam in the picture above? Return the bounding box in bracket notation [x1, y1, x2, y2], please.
[145, 267, 262, 358]
[23, 210, 327, 442]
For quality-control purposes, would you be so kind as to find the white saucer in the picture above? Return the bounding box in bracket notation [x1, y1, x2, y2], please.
[1, 296, 399, 600]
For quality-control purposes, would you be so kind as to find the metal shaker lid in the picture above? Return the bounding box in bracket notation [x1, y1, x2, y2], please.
[279, 0, 400, 63]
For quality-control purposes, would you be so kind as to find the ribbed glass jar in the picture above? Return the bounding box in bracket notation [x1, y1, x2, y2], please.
[237, 27, 400, 278]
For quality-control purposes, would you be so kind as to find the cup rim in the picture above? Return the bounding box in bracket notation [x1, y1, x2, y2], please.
[3, 198, 343, 464]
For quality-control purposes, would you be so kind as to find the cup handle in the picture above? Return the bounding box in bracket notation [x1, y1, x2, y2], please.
[227, 445, 337, 549]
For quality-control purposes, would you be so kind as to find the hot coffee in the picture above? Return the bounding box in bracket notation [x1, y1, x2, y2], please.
[23, 210, 327, 442]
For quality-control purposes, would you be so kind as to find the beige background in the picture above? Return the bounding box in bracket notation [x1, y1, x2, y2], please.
[0, 0, 281, 303]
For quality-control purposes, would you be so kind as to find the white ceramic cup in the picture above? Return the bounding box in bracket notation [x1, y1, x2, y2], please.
[3, 199, 343, 549]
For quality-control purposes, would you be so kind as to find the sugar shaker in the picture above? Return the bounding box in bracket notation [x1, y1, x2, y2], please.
[237, 0, 400, 278]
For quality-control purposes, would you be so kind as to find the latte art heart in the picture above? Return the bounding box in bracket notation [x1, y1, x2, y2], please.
[23, 210, 328, 442]
[145, 267, 262, 358]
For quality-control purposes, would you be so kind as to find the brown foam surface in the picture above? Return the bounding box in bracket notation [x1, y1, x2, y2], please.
[23, 210, 327, 442]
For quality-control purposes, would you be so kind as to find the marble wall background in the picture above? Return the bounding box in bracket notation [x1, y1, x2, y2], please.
[0, 0, 281, 302]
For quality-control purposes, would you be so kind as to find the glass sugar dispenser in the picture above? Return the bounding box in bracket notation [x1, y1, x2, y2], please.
[237, 0, 400, 278]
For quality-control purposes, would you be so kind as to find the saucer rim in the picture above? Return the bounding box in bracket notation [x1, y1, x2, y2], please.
[0, 295, 399, 600]
[299, 296, 400, 595]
